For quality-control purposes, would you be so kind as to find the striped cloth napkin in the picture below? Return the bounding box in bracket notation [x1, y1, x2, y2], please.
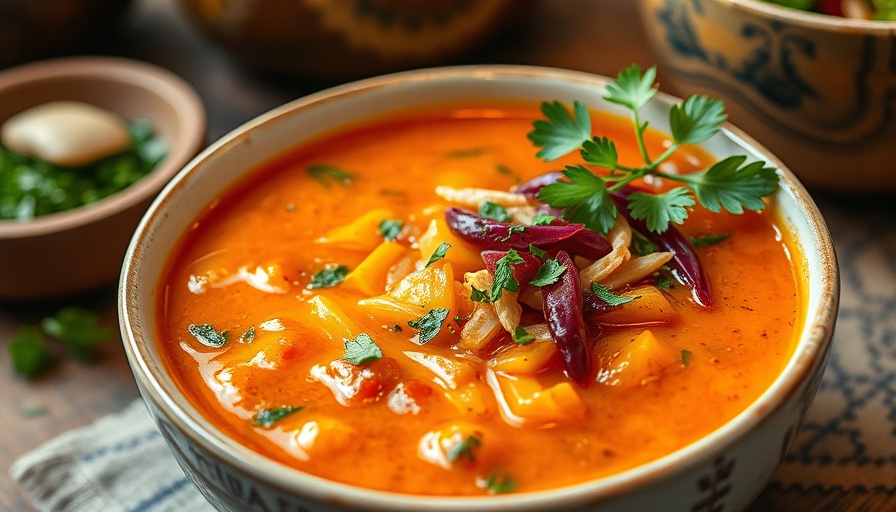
[9, 400, 212, 512]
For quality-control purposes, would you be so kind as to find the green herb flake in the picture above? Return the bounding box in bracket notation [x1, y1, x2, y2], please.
[656, 273, 676, 290]
[7, 326, 52, 377]
[307, 164, 354, 188]
[491, 249, 524, 301]
[253, 406, 304, 428]
[482, 473, 517, 494]
[378, 219, 404, 241]
[407, 308, 451, 345]
[470, 286, 491, 303]
[446, 148, 484, 158]
[448, 435, 482, 463]
[343, 333, 383, 365]
[681, 349, 693, 366]
[531, 214, 556, 226]
[309, 265, 349, 289]
[21, 405, 47, 418]
[527, 244, 548, 260]
[513, 326, 535, 345]
[41, 307, 113, 362]
[188, 323, 228, 348]
[239, 326, 256, 344]
[499, 225, 526, 242]
[478, 201, 510, 222]
[530, 258, 567, 287]
[590, 282, 640, 307]
[528, 64, 779, 234]
[690, 233, 731, 247]
[631, 231, 659, 256]
[426, 242, 451, 267]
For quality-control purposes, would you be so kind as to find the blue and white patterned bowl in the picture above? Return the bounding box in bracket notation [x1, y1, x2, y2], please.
[638, 0, 896, 192]
[119, 66, 839, 511]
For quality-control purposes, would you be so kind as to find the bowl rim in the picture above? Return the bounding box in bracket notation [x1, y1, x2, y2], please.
[720, 0, 896, 32]
[120, 64, 839, 510]
[0, 55, 206, 238]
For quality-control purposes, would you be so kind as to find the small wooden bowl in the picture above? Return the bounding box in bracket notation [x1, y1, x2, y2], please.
[0, 56, 206, 300]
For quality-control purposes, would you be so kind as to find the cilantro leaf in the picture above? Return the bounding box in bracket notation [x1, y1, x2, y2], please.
[528, 100, 592, 161]
[491, 250, 524, 301]
[603, 65, 657, 112]
[690, 234, 730, 247]
[513, 326, 535, 345]
[590, 282, 640, 306]
[41, 307, 113, 362]
[309, 265, 349, 289]
[307, 164, 353, 188]
[670, 95, 727, 145]
[253, 406, 303, 428]
[631, 231, 659, 255]
[343, 333, 383, 365]
[188, 323, 228, 348]
[482, 473, 517, 494]
[470, 287, 491, 303]
[447, 435, 481, 463]
[683, 156, 779, 214]
[627, 187, 695, 233]
[479, 201, 510, 222]
[580, 136, 618, 169]
[527, 243, 548, 259]
[426, 242, 451, 267]
[531, 214, 556, 226]
[8, 326, 52, 377]
[378, 219, 404, 241]
[407, 308, 451, 344]
[239, 326, 256, 344]
[530, 258, 567, 287]
[538, 166, 617, 234]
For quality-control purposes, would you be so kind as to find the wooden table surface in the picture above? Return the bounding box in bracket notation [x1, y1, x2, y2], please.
[1, 1, 891, 511]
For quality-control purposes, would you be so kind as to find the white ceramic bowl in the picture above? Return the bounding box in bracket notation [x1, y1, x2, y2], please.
[119, 66, 839, 512]
[637, 0, 896, 192]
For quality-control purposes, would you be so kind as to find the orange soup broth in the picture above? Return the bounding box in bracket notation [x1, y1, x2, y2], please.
[159, 107, 801, 495]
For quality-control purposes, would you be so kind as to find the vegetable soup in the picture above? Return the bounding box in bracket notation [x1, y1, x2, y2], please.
[158, 105, 801, 496]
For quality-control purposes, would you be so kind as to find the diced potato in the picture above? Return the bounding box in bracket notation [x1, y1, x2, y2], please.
[593, 330, 682, 388]
[307, 295, 365, 345]
[487, 336, 557, 374]
[458, 306, 502, 351]
[418, 218, 484, 276]
[443, 381, 493, 417]
[403, 350, 478, 389]
[599, 286, 680, 326]
[294, 417, 359, 459]
[315, 208, 397, 252]
[358, 263, 457, 343]
[487, 371, 585, 427]
[342, 241, 410, 296]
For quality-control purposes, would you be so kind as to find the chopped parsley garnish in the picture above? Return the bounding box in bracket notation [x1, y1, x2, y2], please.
[482, 473, 517, 494]
[253, 406, 304, 428]
[478, 201, 511, 222]
[498, 225, 526, 242]
[309, 265, 349, 289]
[527, 243, 548, 260]
[407, 308, 451, 344]
[529, 258, 567, 287]
[590, 282, 640, 306]
[448, 435, 482, 463]
[307, 164, 353, 188]
[631, 231, 660, 255]
[470, 286, 491, 303]
[530, 64, 778, 234]
[531, 214, 556, 225]
[681, 349, 693, 366]
[490, 249, 524, 301]
[425, 242, 451, 267]
[656, 273, 676, 290]
[513, 326, 535, 345]
[378, 219, 404, 241]
[239, 326, 255, 344]
[41, 307, 114, 362]
[7, 326, 52, 377]
[343, 333, 383, 365]
[690, 234, 730, 247]
[188, 323, 228, 347]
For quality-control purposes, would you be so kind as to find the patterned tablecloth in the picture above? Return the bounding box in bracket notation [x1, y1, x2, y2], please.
[750, 193, 896, 512]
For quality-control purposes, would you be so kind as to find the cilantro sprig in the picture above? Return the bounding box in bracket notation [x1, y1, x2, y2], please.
[529, 64, 779, 234]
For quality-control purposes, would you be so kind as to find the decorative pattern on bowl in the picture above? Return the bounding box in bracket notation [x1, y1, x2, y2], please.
[638, 0, 896, 192]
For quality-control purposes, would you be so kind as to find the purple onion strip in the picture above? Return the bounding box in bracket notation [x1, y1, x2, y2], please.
[541, 251, 590, 384]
